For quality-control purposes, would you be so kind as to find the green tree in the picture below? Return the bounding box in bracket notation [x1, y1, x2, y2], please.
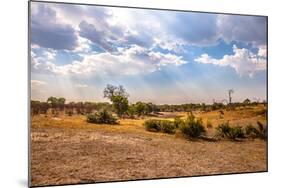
[135, 101, 146, 116]
[103, 84, 129, 117]
[58, 97, 66, 111]
[47, 96, 59, 115]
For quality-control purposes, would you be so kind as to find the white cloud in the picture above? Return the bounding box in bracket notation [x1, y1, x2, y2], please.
[75, 84, 88, 88]
[258, 45, 267, 58]
[73, 36, 92, 53]
[32, 45, 188, 77]
[43, 50, 56, 60]
[31, 80, 47, 88]
[195, 45, 266, 77]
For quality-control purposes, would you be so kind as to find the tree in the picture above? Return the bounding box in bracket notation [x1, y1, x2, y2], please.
[135, 101, 146, 116]
[31, 100, 41, 115]
[111, 95, 129, 117]
[127, 104, 137, 118]
[104, 84, 129, 99]
[47, 96, 59, 115]
[58, 97, 66, 111]
[40, 102, 51, 115]
[228, 89, 234, 104]
[243, 98, 251, 104]
[103, 84, 129, 117]
[75, 102, 84, 115]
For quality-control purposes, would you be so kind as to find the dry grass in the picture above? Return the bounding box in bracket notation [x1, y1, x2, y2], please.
[30, 105, 267, 186]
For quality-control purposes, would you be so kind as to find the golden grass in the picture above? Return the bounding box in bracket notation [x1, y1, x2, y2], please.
[30, 104, 267, 186]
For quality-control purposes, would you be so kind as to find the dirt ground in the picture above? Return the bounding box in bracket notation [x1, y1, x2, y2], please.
[30, 107, 267, 187]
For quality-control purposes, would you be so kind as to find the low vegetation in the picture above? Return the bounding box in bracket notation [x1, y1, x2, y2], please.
[144, 119, 176, 134]
[245, 121, 267, 139]
[216, 121, 267, 140]
[144, 113, 206, 138]
[86, 109, 118, 125]
[216, 122, 244, 140]
[179, 114, 206, 138]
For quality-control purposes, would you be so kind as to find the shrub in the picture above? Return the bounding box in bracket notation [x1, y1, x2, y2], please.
[160, 120, 176, 134]
[174, 117, 184, 128]
[87, 109, 118, 124]
[216, 122, 231, 138]
[179, 114, 206, 138]
[144, 119, 162, 132]
[216, 122, 244, 140]
[245, 124, 259, 136]
[245, 122, 267, 139]
[144, 119, 176, 134]
[229, 126, 245, 139]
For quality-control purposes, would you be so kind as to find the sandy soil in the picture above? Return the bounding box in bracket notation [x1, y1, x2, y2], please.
[31, 117, 267, 186]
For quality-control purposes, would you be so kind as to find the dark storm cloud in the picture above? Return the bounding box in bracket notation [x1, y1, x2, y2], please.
[218, 15, 267, 45]
[79, 21, 115, 52]
[31, 4, 78, 50]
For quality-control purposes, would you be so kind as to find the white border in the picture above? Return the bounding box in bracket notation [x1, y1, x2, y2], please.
[1, 0, 280, 188]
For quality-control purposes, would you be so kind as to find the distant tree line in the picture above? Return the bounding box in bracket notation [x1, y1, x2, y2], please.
[31, 84, 267, 117]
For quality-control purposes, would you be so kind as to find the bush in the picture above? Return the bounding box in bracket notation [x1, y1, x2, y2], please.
[144, 119, 162, 132]
[229, 126, 245, 139]
[179, 114, 206, 138]
[160, 120, 176, 134]
[245, 124, 259, 136]
[216, 122, 231, 138]
[144, 119, 176, 134]
[216, 122, 244, 140]
[245, 122, 267, 139]
[87, 109, 118, 124]
[174, 117, 184, 128]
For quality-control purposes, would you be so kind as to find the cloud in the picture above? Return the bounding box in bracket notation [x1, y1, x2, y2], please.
[31, 80, 47, 88]
[31, 3, 78, 50]
[258, 45, 267, 58]
[75, 84, 88, 88]
[31, 45, 187, 76]
[78, 21, 116, 52]
[164, 13, 219, 46]
[195, 45, 266, 77]
[217, 15, 267, 46]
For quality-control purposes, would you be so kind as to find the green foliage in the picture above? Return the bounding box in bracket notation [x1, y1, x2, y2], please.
[216, 122, 245, 140]
[245, 124, 259, 136]
[127, 104, 137, 118]
[174, 117, 184, 128]
[144, 119, 162, 132]
[245, 122, 267, 139]
[230, 126, 245, 139]
[103, 84, 129, 117]
[160, 120, 176, 134]
[144, 119, 176, 134]
[111, 95, 129, 117]
[216, 122, 231, 138]
[87, 109, 118, 124]
[179, 113, 206, 138]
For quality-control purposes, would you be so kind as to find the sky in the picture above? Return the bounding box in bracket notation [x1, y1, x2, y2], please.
[30, 2, 267, 104]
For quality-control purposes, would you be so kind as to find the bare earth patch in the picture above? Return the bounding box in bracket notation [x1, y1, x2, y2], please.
[31, 113, 266, 186]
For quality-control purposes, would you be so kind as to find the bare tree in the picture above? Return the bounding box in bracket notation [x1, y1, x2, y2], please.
[228, 89, 234, 104]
